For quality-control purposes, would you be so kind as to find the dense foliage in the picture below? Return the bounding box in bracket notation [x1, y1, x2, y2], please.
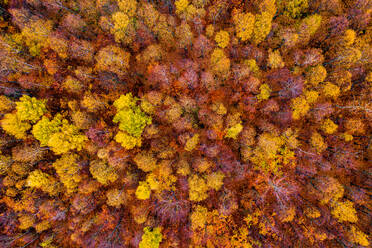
[0, 0, 371, 247]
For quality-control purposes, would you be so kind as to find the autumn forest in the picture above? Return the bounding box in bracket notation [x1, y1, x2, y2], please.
[0, 0, 371, 247]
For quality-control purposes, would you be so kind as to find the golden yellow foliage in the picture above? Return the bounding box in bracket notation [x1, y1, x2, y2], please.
[214, 30, 230, 48]
[250, 133, 295, 174]
[281, 0, 308, 18]
[188, 174, 208, 201]
[39, 236, 57, 248]
[15, 95, 47, 123]
[175, 22, 193, 48]
[280, 206, 296, 222]
[210, 48, 231, 76]
[233, 13, 255, 41]
[310, 132, 327, 153]
[1, 113, 31, 139]
[321, 118, 338, 134]
[304, 90, 319, 104]
[268, 50, 285, 69]
[183, 4, 198, 20]
[331, 200, 358, 223]
[113, 93, 152, 149]
[348, 226, 370, 247]
[299, 14, 322, 39]
[53, 154, 81, 193]
[111, 11, 130, 43]
[342, 133, 353, 142]
[146, 162, 177, 192]
[230, 227, 254, 247]
[342, 29, 356, 46]
[206, 171, 225, 190]
[114, 92, 138, 109]
[257, 83, 272, 101]
[89, 160, 118, 185]
[176, 159, 191, 176]
[304, 207, 321, 219]
[0, 95, 14, 112]
[251, 12, 273, 44]
[117, 0, 137, 17]
[47, 119, 87, 155]
[225, 123, 243, 139]
[175, 0, 189, 15]
[335, 48, 362, 67]
[366, 71, 372, 82]
[185, 134, 200, 152]
[244, 59, 260, 74]
[258, 0, 277, 17]
[137, 3, 159, 29]
[26, 170, 60, 196]
[21, 20, 53, 56]
[11, 162, 31, 176]
[165, 103, 183, 123]
[71, 111, 92, 130]
[205, 24, 214, 38]
[81, 94, 106, 113]
[135, 181, 151, 200]
[139, 227, 162, 248]
[307, 65, 327, 86]
[283, 128, 299, 149]
[140, 99, 155, 115]
[35, 220, 51, 233]
[32, 115, 62, 147]
[211, 102, 227, 115]
[316, 176, 344, 205]
[62, 76, 83, 93]
[115, 131, 142, 150]
[18, 214, 35, 230]
[322, 82, 340, 98]
[134, 151, 158, 172]
[190, 205, 208, 230]
[291, 96, 310, 120]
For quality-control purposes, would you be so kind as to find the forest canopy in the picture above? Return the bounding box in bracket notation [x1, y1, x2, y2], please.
[0, 0, 371, 247]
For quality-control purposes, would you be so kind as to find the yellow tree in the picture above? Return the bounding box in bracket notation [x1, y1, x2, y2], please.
[21, 19, 53, 56]
[95, 45, 130, 77]
[53, 154, 81, 193]
[251, 12, 273, 45]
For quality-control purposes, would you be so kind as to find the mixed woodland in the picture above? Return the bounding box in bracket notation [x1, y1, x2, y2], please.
[0, 0, 371, 247]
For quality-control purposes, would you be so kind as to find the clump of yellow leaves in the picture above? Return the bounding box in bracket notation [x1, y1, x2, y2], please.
[53, 154, 81, 193]
[32, 114, 87, 155]
[348, 226, 369, 247]
[215, 30, 230, 48]
[233, 11, 255, 42]
[89, 160, 118, 185]
[113, 93, 152, 149]
[330, 200, 358, 223]
[1, 95, 47, 139]
[26, 170, 61, 196]
[249, 132, 296, 174]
